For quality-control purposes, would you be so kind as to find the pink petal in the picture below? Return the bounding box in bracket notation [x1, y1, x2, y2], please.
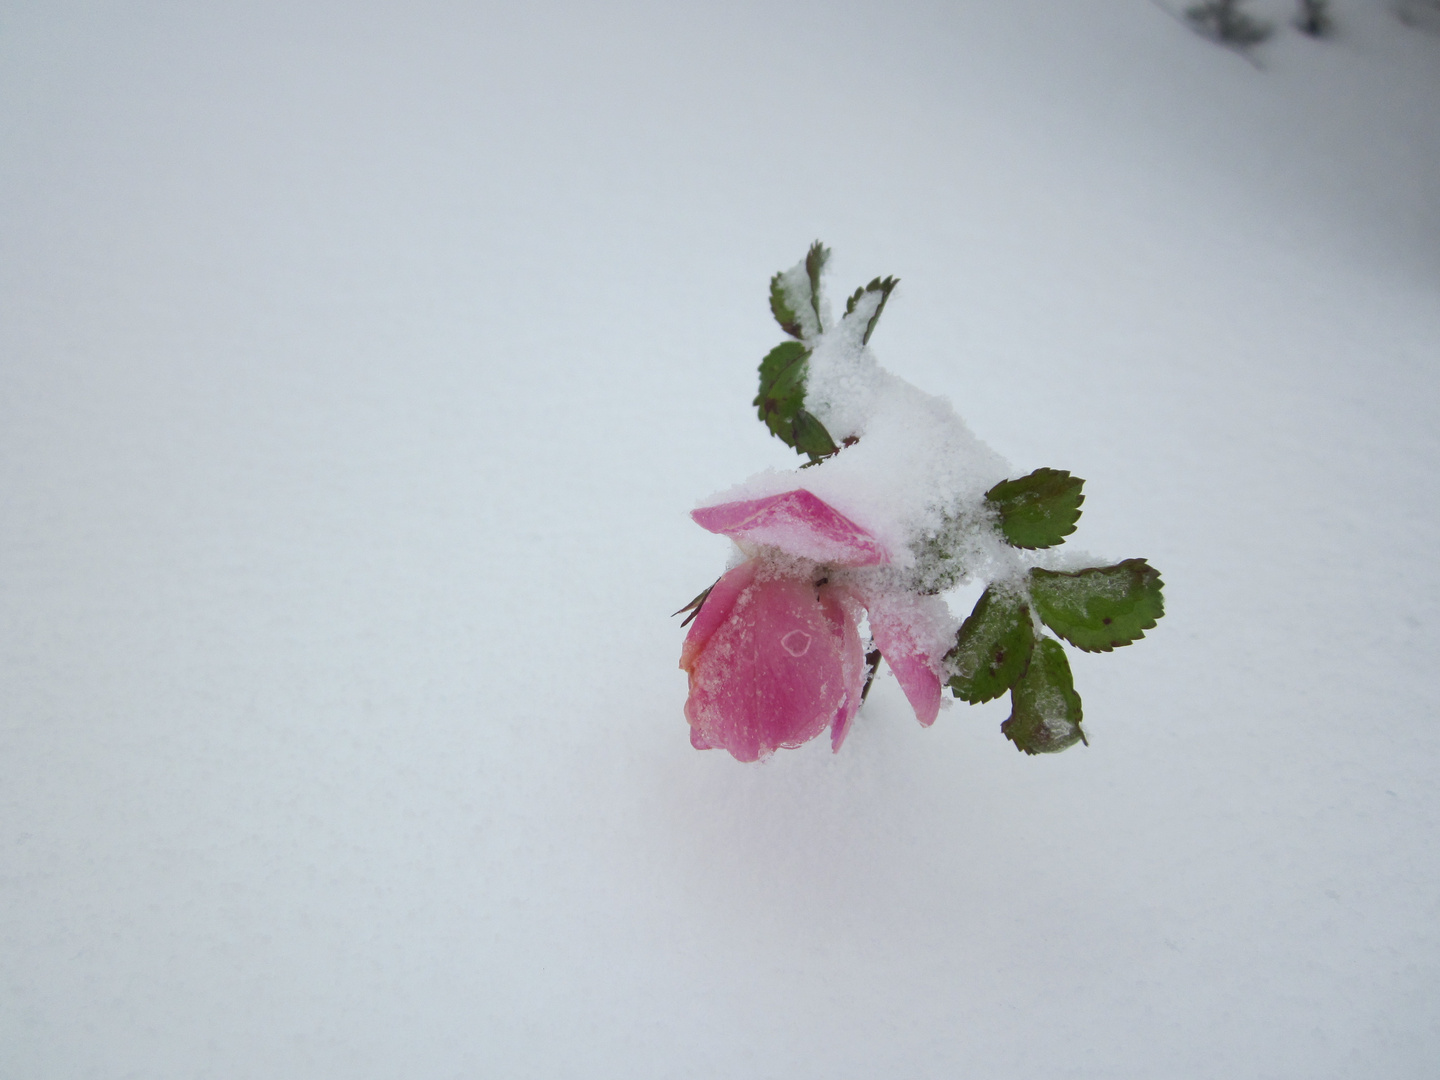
[867, 594, 952, 727]
[679, 560, 758, 673]
[824, 585, 867, 752]
[683, 573, 860, 762]
[691, 490, 887, 567]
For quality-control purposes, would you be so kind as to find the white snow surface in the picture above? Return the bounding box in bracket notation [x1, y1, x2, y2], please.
[3, 1, 1440, 1077]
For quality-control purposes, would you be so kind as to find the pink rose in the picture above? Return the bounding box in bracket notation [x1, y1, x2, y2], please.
[680, 490, 948, 760]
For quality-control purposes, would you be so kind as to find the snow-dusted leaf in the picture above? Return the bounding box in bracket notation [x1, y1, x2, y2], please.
[769, 273, 803, 338]
[791, 409, 839, 459]
[756, 341, 808, 434]
[804, 241, 829, 328]
[754, 341, 838, 461]
[843, 276, 898, 345]
[769, 243, 826, 340]
[945, 586, 1034, 703]
[1029, 558, 1164, 653]
[1002, 637, 1085, 754]
[985, 467, 1084, 549]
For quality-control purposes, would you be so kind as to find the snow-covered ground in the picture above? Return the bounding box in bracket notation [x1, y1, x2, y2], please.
[3, 1, 1438, 1076]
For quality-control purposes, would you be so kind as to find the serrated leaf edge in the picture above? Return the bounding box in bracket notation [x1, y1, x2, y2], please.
[945, 587, 1036, 704]
[769, 273, 803, 338]
[985, 467, 1086, 551]
[804, 241, 829, 330]
[842, 276, 899, 346]
[1002, 637, 1086, 755]
[1028, 559, 1165, 653]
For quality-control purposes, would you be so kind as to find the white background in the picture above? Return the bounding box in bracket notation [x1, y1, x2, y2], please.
[3, 1, 1438, 1076]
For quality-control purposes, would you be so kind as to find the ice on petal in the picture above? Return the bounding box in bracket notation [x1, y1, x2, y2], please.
[825, 585, 867, 752]
[691, 489, 888, 567]
[866, 591, 958, 727]
[679, 560, 758, 673]
[683, 575, 859, 762]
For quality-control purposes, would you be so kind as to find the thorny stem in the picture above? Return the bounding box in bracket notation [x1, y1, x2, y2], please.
[674, 580, 718, 627]
[799, 435, 860, 469]
[859, 647, 883, 703]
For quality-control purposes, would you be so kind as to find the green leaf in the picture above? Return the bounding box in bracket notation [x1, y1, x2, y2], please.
[756, 341, 808, 434]
[804, 241, 829, 327]
[754, 340, 838, 461]
[1029, 558, 1165, 653]
[946, 587, 1035, 703]
[791, 409, 839, 459]
[843, 276, 899, 345]
[1002, 637, 1085, 754]
[769, 273, 803, 338]
[985, 467, 1085, 549]
[769, 244, 827, 340]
